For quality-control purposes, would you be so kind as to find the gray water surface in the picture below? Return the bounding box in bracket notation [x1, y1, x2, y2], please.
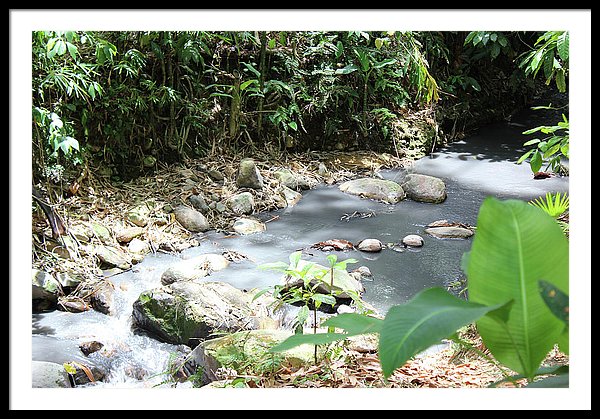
[31, 113, 568, 387]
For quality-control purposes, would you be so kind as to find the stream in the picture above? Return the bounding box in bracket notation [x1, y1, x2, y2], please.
[31, 109, 569, 388]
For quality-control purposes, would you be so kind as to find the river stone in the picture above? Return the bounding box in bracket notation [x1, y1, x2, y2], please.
[402, 234, 424, 247]
[208, 169, 225, 182]
[236, 158, 264, 189]
[94, 245, 132, 270]
[274, 169, 310, 190]
[90, 222, 112, 244]
[55, 271, 82, 289]
[79, 341, 104, 356]
[280, 185, 302, 207]
[282, 260, 364, 300]
[174, 205, 210, 232]
[32, 269, 60, 305]
[228, 192, 255, 215]
[339, 178, 405, 204]
[232, 217, 266, 235]
[116, 226, 145, 243]
[131, 281, 260, 346]
[352, 266, 373, 280]
[401, 174, 447, 203]
[127, 202, 155, 227]
[90, 279, 115, 315]
[189, 329, 320, 386]
[357, 238, 383, 252]
[188, 194, 210, 213]
[161, 254, 230, 285]
[128, 238, 150, 254]
[318, 162, 329, 176]
[425, 226, 474, 239]
[32, 361, 72, 388]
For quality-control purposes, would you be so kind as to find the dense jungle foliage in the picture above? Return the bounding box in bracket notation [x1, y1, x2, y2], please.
[32, 30, 568, 184]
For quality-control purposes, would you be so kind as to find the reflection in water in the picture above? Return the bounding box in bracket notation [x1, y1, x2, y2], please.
[32, 113, 568, 387]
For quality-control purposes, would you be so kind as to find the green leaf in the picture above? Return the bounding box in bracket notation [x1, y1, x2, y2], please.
[375, 38, 383, 50]
[557, 32, 569, 62]
[335, 64, 359, 75]
[269, 332, 349, 352]
[258, 261, 289, 272]
[66, 42, 77, 61]
[467, 198, 569, 379]
[288, 121, 297, 131]
[311, 293, 336, 306]
[529, 150, 542, 173]
[516, 149, 533, 165]
[239, 79, 257, 91]
[523, 138, 541, 146]
[268, 38, 276, 49]
[555, 68, 567, 93]
[373, 58, 396, 69]
[63, 363, 77, 374]
[378, 287, 504, 378]
[538, 280, 569, 326]
[322, 313, 383, 335]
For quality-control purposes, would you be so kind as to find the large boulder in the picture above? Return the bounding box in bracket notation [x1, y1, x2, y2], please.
[281, 260, 364, 300]
[132, 281, 264, 346]
[228, 192, 255, 215]
[274, 169, 310, 190]
[401, 174, 447, 203]
[339, 178, 405, 204]
[236, 158, 264, 190]
[93, 245, 132, 270]
[174, 205, 210, 232]
[32, 361, 72, 388]
[187, 329, 321, 386]
[425, 226, 474, 239]
[160, 254, 230, 285]
[32, 269, 61, 311]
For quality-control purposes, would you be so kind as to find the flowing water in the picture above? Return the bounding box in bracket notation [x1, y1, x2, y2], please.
[31, 109, 569, 388]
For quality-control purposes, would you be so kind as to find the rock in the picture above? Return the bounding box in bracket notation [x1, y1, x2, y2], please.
[346, 334, 379, 353]
[128, 238, 150, 255]
[427, 219, 450, 228]
[79, 341, 104, 356]
[131, 281, 261, 346]
[174, 205, 210, 232]
[274, 169, 310, 190]
[352, 266, 373, 280]
[32, 361, 72, 388]
[127, 202, 155, 227]
[337, 304, 355, 314]
[282, 260, 364, 300]
[232, 217, 266, 235]
[425, 226, 474, 239]
[339, 178, 405, 204]
[357, 238, 383, 252]
[57, 297, 90, 313]
[402, 234, 424, 247]
[32, 269, 60, 309]
[161, 254, 230, 285]
[317, 162, 329, 176]
[90, 280, 115, 315]
[236, 158, 264, 189]
[228, 192, 255, 215]
[187, 194, 210, 213]
[279, 186, 302, 207]
[55, 272, 82, 289]
[188, 329, 321, 386]
[90, 222, 112, 244]
[116, 226, 145, 243]
[208, 169, 224, 182]
[94, 245, 132, 270]
[401, 174, 447, 203]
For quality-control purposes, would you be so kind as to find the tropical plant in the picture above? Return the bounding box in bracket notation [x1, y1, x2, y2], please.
[518, 31, 569, 93]
[269, 197, 569, 386]
[529, 192, 569, 218]
[518, 109, 569, 174]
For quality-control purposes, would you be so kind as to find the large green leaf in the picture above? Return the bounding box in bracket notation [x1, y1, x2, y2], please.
[378, 287, 505, 378]
[467, 197, 569, 379]
[269, 313, 382, 353]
